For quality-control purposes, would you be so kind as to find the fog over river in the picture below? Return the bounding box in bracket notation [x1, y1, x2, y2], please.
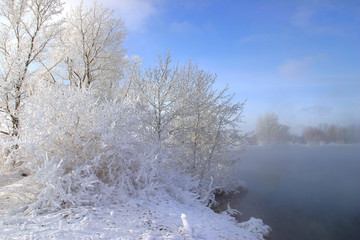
[233, 145, 360, 240]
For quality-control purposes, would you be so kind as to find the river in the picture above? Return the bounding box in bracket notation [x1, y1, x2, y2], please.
[232, 145, 360, 240]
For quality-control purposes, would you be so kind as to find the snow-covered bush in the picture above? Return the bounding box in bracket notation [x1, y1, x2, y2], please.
[17, 84, 196, 213]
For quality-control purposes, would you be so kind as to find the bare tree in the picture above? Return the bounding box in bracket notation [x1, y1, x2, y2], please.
[256, 113, 290, 145]
[0, 0, 63, 137]
[302, 126, 326, 144]
[302, 123, 360, 145]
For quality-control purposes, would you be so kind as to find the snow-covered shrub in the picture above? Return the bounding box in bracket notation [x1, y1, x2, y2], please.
[18, 84, 196, 213]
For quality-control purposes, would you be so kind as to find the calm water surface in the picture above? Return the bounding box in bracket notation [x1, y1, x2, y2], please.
[232, 145, 360, 240]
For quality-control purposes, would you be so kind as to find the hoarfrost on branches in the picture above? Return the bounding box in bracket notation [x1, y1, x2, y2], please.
[0, 0, 249, 221]
[0, 2, 272, 239]
[17, 84, 197, 212]
[0, 0, 63, 137]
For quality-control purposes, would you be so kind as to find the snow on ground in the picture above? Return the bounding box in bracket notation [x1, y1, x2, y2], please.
[0, 170, 270, 240]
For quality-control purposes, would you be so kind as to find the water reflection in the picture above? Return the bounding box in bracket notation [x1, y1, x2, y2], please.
[232, 145, 360, 240]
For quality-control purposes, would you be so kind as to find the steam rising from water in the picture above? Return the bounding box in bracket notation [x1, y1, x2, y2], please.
[233, 145, 360, 240]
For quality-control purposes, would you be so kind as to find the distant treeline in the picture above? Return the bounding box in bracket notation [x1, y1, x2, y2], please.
[248, 113, 360, 145]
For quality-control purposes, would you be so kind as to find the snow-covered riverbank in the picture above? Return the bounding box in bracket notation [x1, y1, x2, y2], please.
[0, 171, 270, 240]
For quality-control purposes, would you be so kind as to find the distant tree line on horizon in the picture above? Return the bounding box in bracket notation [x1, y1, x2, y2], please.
[248, 113, 360, 146]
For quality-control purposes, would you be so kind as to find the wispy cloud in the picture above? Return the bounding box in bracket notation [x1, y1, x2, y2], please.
[238, 34, 270, 43]
[63, 0, 160, 32]
[302, 105, 332, 115]
[279, 55, 325, 80]
[108, 0, 159, 32]
[279, 56, 314, 79]
[289, 3, 360, 36]
[170, 21, 200, 35]
[290, 7, 314, 28]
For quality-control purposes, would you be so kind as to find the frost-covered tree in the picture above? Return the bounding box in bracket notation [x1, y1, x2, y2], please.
[171, 62, 246, 185]
[255, 113, 290, 145]
[0, 0, 63, 137]
[133, 52, 247, 196]
[302, 123, 360, 145]
[57, 1, 127, 94]
[133, 51, 185, 142]
[302, 126, 326, 144]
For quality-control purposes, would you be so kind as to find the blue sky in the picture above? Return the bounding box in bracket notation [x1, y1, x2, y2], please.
[66, 0, 360, 133]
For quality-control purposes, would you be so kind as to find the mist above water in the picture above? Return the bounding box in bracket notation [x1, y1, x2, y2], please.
[233, 145, 360, 240]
